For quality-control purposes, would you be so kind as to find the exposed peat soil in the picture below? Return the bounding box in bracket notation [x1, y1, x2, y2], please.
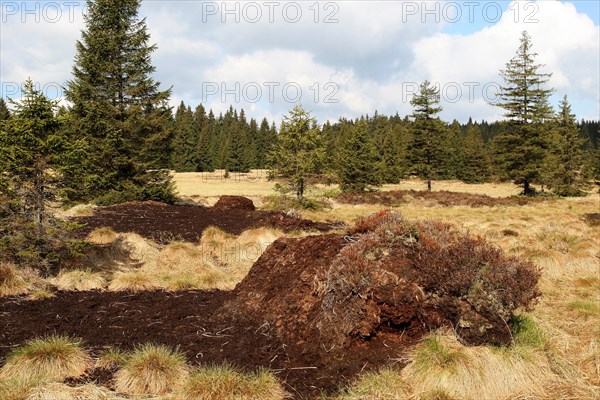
[74, 196, 338, 244]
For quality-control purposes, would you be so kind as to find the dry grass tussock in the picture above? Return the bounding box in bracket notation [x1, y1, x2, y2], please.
[0, 335, 92, 383]
[0, 263, 44, 297]
[114, 344, 189, 396]
[50, 269, 107, 291]
[340, 329, 575, 400]
[86, 227, 119, 245]
[172, 364, 287, 400]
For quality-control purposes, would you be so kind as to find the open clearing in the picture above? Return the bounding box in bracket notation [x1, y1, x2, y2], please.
[1, 173, 599, 399]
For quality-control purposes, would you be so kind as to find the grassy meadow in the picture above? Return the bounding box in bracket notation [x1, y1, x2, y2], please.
[1, 171, 598, 399]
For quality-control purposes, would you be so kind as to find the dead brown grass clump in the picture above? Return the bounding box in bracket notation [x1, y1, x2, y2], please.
[51, 270, 107, 291]
[114, 344, 189, 396]
[0, 263, 41, 297]
[0, 336, 92, 383]
[173, 365, 287, 400]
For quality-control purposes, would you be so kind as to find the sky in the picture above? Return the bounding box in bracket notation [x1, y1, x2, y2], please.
[0, 0, 598, 125]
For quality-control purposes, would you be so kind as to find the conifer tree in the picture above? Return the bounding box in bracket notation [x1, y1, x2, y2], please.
[224, 124, 251, 173]
[0, 80, 76, 272]
[407, 80, 447, 191]
[336, 120, 381, 192]
[268, 105, 324, 198]
[458, 124, 492, 183]
[492, 31, 554, 196]
[64, 0, 174, 203]
[196, 109, 216, 172]
[171, 102, 200, 172]
[547, 96, 590, 196]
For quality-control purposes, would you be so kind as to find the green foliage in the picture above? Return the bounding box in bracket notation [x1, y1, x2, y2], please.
[63, 0, 174, 203]
[546, 96, 590, 196]
[407, 81, 448, 191]
[336, 119, 382, 192]
[509, 313, 547, 349]
[493, 31, 554, 196]
[171, 102, 200, 172]
[268, 105, 325, 198]
[458, 124, 492, 183]
[0, 81, 86, 274]
[0, 98, 10, 122]
[264, 193, 330, 211]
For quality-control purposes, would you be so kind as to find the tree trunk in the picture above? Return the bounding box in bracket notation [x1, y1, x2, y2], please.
[427, 176, 432, 192]
[523, 179, 533, 196]
[297, 178, 305, 199]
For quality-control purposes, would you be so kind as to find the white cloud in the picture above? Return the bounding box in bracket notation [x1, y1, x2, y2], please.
[1, 0, 598, 123]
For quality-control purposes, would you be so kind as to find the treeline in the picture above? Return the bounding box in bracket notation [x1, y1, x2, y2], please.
[165, 102, 598, 186]
[167, 103, 277, 173]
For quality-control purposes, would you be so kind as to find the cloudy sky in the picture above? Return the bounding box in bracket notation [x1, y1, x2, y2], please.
[1, 0, 598, 125]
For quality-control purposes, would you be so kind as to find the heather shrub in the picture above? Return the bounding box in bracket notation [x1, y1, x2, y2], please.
[321, 210, 541, 346]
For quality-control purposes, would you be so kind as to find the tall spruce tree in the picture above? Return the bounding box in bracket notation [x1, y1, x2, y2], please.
[547, 96, 590, 196]
[64, 0, 174, 203]
[268, 105, 324, 198]
[492, 31, 554, 196]
[336, 120, 381, 192]
[407, 80, 447, 191]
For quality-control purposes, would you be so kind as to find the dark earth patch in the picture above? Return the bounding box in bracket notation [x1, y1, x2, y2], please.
[337, 189, 551, 207]
[0, 289, 413, 399]
[73, 197, 338, 244]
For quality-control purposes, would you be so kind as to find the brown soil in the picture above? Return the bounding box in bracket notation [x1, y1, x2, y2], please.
[0, 289, 413, 399]
[337, 189, 549, 207]
[73, 196, 336, 244]
[1, 210, 539, 399]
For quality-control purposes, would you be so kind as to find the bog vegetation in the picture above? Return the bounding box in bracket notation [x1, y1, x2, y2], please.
[0, 0, 598, 399]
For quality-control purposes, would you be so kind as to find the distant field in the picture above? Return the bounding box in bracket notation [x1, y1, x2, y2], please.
[173, 170, 523, 199]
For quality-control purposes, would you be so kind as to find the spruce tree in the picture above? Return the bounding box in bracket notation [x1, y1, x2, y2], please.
[64, 0, 174, 203]
[268, 105, 324, 198]
[458, 124, 492, 183]
[224, 124, 251, 173]
[336, 120, 381, 192]
[171, 102, 200, 172]
[547, 96, 590, 196]
[407, 80, 447, 191]
[492, 31, 554, 196]
[0, 80, 75, 272]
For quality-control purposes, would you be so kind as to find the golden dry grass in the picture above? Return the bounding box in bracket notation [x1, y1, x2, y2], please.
[50, 270, 107, 291]
[0, 376, 45, 400]
[0, 263, 43, 298]
[172, 365, 287, 400]
[0, 336, 92, 383]
[108, 270, 160, 292]
[27, 383, 120, 400]
[173, 170, 275, 198]
[336, 367, 411, 400]
[114, 344, 189, 396]
[86, 227, 119, 245]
